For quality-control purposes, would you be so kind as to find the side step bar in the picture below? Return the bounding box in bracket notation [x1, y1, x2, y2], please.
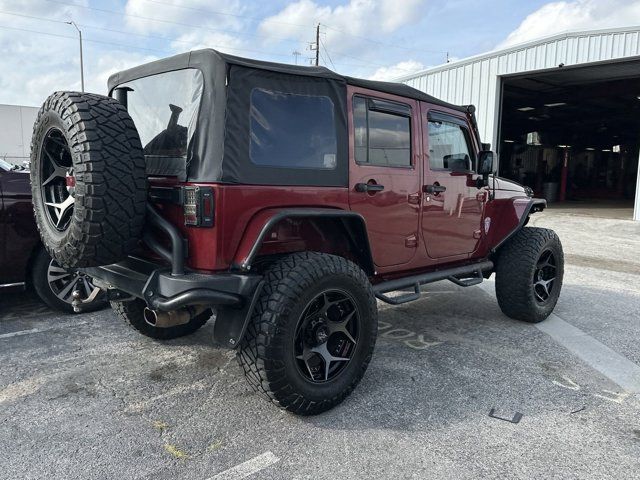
[373, 260, 493, 305]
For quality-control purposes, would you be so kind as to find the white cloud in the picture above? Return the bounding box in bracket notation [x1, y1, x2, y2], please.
[123, 0, 252, 57]
[500, 0, 640, 48]
[124, 0, 245, 34]
[369, 60, 425, 80]
[0, 0, 155, 105]
[259, 0, 427, 55]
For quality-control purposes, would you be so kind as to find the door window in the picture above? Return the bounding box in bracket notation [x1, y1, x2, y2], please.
[353, 96, 411, 167]
[427, 119, 474, 172]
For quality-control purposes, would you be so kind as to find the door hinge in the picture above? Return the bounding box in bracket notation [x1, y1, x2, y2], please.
[407, 192, 420, 205]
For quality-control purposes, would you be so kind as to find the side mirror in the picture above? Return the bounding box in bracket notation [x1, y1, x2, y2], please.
[478, 151, 494, 175]
[477, 150, 494, 187]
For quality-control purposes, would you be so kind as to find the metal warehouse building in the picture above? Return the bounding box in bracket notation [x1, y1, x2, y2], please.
[398, 26, 640, 221]
[0, 104, 38, 166]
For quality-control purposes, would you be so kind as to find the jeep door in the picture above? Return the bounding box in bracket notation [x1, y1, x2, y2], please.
[421, 106, 486, 259]
[348, 87, 421, 269]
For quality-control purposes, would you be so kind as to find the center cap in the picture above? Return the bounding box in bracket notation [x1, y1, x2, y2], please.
[315, 326, 329, 344]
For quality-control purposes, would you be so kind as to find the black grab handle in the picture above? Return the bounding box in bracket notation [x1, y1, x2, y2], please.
[423, 184, 447, 194]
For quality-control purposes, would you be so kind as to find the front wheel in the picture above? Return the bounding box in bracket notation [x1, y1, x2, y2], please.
[237, 252, 378, 415]
[495, 227, 564, 323]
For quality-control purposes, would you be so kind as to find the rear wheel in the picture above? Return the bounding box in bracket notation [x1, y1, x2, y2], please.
[30, 91, 147, 269]
[110, 299, 211, 340]
[495, 227, 564, 323]
[237, 252, 378, 415]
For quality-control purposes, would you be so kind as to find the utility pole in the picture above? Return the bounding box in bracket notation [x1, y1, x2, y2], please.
[66, 21, 84, 92]
[292, 50, 301, 65]
[315, 23, 320, 66]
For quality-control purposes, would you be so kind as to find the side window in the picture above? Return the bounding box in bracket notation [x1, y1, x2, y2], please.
[250, 89, 337, 170]
[427, 118, 475, 171]
[353, 96, 411, 167]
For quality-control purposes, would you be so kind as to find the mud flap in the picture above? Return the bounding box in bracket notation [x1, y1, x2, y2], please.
[213, 281, 265, 348]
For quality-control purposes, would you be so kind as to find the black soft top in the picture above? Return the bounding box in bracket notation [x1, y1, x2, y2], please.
[107, 50, 468, 185]
[108, 49, 466, 112]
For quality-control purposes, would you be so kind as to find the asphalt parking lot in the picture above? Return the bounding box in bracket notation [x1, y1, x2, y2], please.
[1, 208, 639, 480]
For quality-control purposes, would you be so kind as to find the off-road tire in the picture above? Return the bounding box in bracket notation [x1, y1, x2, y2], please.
[495, 227, 564, 323]
[31, 247, 106, 314]
[237, 252, 378, 415]
[110, 299, 212, 340]
[31, 91, 147, 269]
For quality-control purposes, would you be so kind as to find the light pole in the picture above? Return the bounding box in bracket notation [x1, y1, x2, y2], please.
[66, 21, 84, 92]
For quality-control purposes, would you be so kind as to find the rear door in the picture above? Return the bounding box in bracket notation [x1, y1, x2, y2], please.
[348, 88, 421, 268]
[421, 107, 485, 259]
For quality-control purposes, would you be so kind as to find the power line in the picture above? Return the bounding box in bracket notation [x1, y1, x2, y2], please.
[0, 23, 172, 54]
[0, 10, 293, 59]
[45, 0, 449, 60]
[44, 0, 298, 43]
[319, 37, 336, 70]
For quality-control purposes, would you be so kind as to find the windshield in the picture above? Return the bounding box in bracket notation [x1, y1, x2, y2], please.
[0, 158, 13, 171]
[115, 68, 204, 176]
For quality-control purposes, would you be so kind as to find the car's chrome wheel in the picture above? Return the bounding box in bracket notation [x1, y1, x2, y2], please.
[47, 258, 100, 305]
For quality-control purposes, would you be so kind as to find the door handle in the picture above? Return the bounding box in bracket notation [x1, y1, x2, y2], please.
[355, 183, 385, 193]
[423, 184, 446, 194]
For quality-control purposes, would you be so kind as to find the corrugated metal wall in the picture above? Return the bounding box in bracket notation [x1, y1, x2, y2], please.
[0, 104, 39, 165]
[398, 27, 640, 146]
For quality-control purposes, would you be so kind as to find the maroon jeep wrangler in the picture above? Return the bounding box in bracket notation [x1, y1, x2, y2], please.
[30, 50, 563, 415]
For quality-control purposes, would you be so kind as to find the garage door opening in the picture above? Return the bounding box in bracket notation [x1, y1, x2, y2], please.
[497, 59, 640, 219]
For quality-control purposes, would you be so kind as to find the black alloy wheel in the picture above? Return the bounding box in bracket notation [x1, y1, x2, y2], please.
[294, 290, 360, 383]
[533, 250, 557, 304]
[40, 128, 75, 232]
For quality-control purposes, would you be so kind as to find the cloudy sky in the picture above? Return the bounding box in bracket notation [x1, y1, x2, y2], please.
[1, 0, 639, 106]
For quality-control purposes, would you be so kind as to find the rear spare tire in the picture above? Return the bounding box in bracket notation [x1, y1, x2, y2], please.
[30, 91, 147, 268]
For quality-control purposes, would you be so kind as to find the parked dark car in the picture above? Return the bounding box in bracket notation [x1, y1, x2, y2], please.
[0, 158, 105, 313]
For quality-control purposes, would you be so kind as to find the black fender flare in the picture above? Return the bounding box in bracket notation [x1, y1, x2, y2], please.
[234, 208, 376, 276]
[491, 198, 546, 254]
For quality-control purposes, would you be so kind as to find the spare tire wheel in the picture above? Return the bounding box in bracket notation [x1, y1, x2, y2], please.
[30, 91, 147, 268]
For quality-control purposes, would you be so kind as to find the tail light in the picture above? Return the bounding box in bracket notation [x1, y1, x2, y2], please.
[183, 186, 214, 227]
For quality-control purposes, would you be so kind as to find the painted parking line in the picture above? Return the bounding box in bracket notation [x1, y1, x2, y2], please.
[478, 281, 640, 393]
[0, 321, 88, 340]
[206, 451, 280, 480]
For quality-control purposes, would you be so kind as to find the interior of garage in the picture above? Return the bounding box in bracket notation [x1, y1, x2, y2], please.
[497, 59, 640, 218]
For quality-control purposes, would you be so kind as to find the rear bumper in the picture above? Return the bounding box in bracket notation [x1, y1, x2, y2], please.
[83, 257, 264, 348]
[84, 256, 262, 310]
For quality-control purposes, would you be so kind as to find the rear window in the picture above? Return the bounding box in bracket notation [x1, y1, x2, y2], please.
[249, 89, 337, 170]
[115, 69, 203, 173]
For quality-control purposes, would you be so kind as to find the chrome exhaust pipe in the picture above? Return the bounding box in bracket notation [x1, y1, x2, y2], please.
[143, 306, 207, 328]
